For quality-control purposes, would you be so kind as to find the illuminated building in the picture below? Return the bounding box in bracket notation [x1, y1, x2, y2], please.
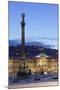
[9, 53, 58, 76]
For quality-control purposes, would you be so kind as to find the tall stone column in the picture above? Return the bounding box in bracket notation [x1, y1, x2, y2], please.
[21, 13, 25, 60]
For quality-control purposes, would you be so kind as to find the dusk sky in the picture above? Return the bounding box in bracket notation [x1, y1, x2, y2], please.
[8, 1, 58, 49]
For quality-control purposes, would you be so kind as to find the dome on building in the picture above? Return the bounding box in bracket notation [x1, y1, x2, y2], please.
[35, 53, 49, 58]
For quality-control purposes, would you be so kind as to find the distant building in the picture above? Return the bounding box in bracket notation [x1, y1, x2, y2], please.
[48, 57, 58, 74]
[8, 53, 58, 76]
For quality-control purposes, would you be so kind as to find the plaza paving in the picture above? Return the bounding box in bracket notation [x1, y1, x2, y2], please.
[8, 80, 58, 89]
[8, 73, 58, 89]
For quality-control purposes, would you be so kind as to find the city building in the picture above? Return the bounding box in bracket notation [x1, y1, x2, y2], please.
[8, 53, 58, 76]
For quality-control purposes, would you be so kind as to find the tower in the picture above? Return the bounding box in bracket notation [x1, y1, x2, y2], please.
[21, 13, 25, 60]
[17, 13, 31, 78]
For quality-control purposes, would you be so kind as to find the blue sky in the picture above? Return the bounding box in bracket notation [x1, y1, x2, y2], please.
[8, 1, 58, 49]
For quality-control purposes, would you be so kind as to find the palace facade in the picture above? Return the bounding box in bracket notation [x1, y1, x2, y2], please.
[8, 53, 58, 76]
